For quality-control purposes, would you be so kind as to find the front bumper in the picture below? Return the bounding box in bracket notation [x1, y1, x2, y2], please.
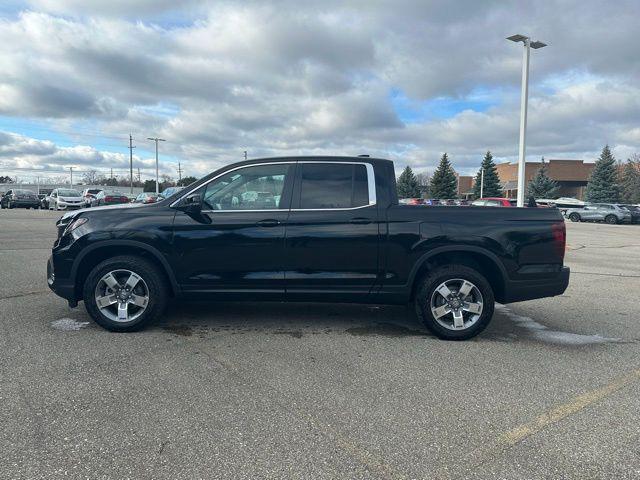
[57, 202, 83, 210]
[502, 266, 570, 303]
[47, 256, 77, 306]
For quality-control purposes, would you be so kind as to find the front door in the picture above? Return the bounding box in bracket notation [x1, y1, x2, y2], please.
[172, 162, 295, 300]
[284, 161, 380, 302]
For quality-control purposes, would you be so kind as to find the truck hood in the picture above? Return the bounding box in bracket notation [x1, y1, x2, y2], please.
[59, 202, 147, 221]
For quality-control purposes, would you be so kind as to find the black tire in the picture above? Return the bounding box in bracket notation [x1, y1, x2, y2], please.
[414, 264, 495, 341]
[605, 214, 618, 225]
[568, 213, 580, 222]
[83, 255, 168, 332]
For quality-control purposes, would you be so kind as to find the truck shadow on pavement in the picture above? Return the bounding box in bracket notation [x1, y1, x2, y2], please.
[156, 300, 628, 347]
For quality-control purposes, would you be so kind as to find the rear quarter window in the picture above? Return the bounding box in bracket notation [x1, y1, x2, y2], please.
[298, 163, 369, 209]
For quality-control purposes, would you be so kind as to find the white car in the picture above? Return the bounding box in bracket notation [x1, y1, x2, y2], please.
[49, 188, 84, 210]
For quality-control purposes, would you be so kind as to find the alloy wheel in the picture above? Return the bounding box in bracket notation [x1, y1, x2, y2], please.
[430, 278, 484, 331]
[94, 269, 150, 323]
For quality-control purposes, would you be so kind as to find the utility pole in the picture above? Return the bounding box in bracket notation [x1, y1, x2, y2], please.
[69, 167, 74, 186]
[36, 176, 40, 195]
[147, 137, 166, 194]
[480, 168, 485, 198]
[110, 168, 113, 180]
[177, 162, 183, 183]
[507, 34, 547, 207]
[137, 168, 141, 183]
[244, 150, 247, 161]
[129, 134, 136, 194]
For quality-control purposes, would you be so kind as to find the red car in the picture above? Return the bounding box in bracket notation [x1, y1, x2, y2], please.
[399, 198, 426, 205]
[472, 197, 516, 207]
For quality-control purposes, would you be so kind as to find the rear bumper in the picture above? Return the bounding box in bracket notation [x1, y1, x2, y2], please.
[9, 200, 40, 207]
[502, 266, 570, 303]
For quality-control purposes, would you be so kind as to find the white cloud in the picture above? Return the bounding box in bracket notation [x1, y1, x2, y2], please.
[0, 1, 638, 181]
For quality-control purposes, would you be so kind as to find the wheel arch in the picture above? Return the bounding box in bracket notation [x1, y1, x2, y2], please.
[71, 240, 179, 300]
[409, 246, 507, 303]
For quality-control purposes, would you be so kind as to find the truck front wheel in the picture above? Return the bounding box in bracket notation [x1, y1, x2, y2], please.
[414, 265, 495, 340]
[83, 255, 168, 332]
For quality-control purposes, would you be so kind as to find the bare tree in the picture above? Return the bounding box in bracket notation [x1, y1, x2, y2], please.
[82, 169, 100, 185]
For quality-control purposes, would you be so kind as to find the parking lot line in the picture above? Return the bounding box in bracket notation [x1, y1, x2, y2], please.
[501, 367, 640, 446]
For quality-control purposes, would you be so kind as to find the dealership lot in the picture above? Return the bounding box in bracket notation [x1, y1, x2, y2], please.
[1, 209, 639, 479]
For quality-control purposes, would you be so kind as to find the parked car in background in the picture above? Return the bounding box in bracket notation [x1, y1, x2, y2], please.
[620, 204, 640, 224]
[159, 186, 185, 199]
[424, 199, 441, 206]
[0, 189, 40, 209]
[134, 192, 162, 204]
[472, 198, 516, 207]
[399, 198, 426, 205]
[91, 190, 130, 207]
[81, 188, 103, 207]
[565, 203, 631, 224]
[49, 188, 84, 211]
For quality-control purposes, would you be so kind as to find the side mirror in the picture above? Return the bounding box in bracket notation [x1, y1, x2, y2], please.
[180, 193, 202, 212]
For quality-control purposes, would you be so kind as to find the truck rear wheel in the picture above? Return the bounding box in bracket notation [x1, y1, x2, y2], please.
[83, 255, 168, 332]
[414, 265, 495, 340]
[568, 213, 580, 222]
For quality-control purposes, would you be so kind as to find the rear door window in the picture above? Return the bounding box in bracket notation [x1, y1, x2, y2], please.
[297, 163, 369, 209]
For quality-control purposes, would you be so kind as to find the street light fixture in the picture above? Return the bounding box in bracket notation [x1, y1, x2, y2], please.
[507, 34, 547, 207]
[147, 137, 166, 194]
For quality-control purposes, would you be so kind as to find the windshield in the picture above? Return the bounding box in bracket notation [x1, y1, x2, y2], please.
[58, 189, 81, 197]
[15, 189, 35, 195]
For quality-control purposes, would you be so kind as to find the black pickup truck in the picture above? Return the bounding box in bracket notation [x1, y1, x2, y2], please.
[48, 156, 569, 340]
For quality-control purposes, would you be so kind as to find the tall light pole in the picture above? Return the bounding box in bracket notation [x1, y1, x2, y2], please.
[147, 137, 166, 194]
[507, 34, 547, 207]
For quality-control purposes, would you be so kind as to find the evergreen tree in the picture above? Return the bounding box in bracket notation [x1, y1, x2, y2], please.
[396, 166, 421, 198]
[585, 145, 621, 202]
[143, 180, 157, 192]
[178, 176, 198, 187]
[619, 157, 640, 204]
[527, 158, 559, 199]
[472, 151, 502, 198]
[429, 153, 458, 199]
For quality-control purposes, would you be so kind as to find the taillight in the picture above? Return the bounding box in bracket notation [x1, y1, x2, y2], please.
[105, 196, 114, 202]
[552, 221, 566, 260]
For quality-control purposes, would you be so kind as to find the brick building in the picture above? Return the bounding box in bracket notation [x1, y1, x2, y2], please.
[495, 159, 594, 199]
[456, 175, 475, 198]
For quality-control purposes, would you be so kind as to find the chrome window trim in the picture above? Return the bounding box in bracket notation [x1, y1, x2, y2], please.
[170, 160, 377, 211]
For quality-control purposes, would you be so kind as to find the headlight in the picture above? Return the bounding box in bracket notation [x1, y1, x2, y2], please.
[64, 217, 88, 234]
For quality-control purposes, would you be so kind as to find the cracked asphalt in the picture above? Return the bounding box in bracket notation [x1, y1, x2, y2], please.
[1, 209, 639, 479]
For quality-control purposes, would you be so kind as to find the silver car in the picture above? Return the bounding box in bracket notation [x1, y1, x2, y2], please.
[565, 203, 632, 224]
[49, 188, 84, 211]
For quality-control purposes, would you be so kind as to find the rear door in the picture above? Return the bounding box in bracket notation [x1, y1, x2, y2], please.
[284, 161, 380, 301]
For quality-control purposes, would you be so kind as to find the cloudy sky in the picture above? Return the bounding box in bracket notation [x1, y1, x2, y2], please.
[1, 0, 639, 183]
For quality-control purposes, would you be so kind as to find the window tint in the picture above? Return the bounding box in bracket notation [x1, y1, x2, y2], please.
[202, 163, 290, 211]
[298, 163, 369, 209]
[485, 200, 501, 207]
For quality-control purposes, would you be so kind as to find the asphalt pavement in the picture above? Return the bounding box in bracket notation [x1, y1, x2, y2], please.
[1, 208, 639, 479]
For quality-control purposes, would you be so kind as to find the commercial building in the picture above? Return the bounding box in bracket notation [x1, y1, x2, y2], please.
[496, 159, 594, 199]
